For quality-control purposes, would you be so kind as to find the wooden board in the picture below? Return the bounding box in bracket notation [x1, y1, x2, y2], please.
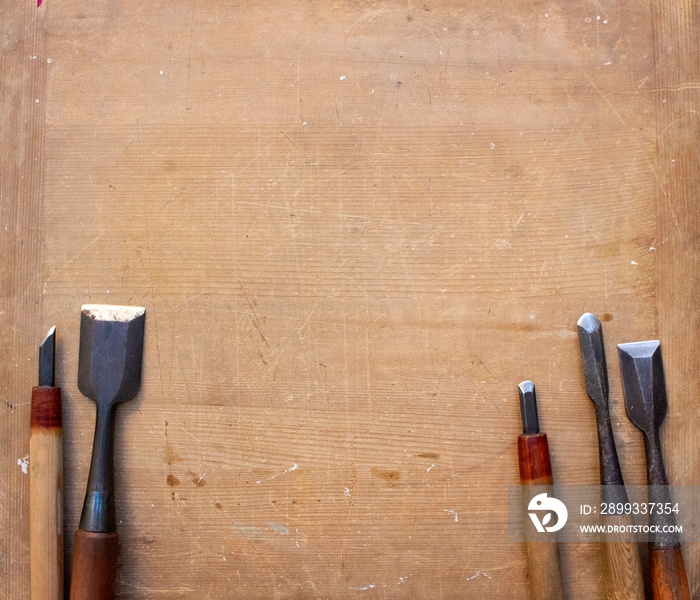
[2, 0, 698, 597]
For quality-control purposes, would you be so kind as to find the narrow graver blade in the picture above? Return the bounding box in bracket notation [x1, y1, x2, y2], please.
[577, 313, 609, 408]
[617, 340, 667, 435]
[38, 326, 56, 387]
[518, 380, 539, 435]
[78, 305, 146, 406]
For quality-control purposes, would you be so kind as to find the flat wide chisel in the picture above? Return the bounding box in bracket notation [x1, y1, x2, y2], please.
[30, 327, 63, 600]
[618, 341, 691, 600]
[577, 314, 644, 600]
[518, 381, 564, 600]
[70, 305, 145, 600]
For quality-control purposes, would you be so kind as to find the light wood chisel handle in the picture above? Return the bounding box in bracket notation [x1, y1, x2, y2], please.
[30, 385, 63, 600]
[600, 513, 644, 600]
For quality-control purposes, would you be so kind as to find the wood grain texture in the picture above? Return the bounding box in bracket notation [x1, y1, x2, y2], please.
[1, 0, 698, 598]
[518, 434, 552, 483]
[651, 0, 700, 596]
[649, 547, 692, 600]
[600, 514, 644, 600]
[31, 387, 63, 429]
[0, 0, 46, 599]
[523, 539, 565, 600]
[69, 530, 119, 600]
[30, 387, 63, 600]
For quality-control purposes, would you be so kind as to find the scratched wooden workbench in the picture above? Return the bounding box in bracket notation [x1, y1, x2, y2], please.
[2, 0, 698, 598]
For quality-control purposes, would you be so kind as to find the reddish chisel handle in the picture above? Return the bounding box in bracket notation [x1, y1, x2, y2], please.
[650, 546, 691, 600]
[70, 529, 119, 600]
[518, 433, 564, 600]
[30, 386, 63, 600]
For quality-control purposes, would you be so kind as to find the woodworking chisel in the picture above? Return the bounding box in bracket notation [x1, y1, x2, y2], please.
[30, 326, 63, 600]
[70, 305, 145, 600]
[577, 313, 644, 600]
[618, 341, 691, 600]
[518, 381, 564, 600]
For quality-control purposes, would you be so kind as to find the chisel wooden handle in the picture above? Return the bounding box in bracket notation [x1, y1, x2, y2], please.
[599, 512, 644, 600]
[650, 547, 691, 600]
[70, 529, 119, 600]
[30, 386, 63, 600]
[518, 433, 564, 600]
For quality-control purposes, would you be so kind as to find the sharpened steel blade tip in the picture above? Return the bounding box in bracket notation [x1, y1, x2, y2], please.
[81, 304, 146, 322]
[41, 325, 56, 346]
[78, 306, 145, 405]
[617, 340, 666, 433]
[617, 340, 660, 358]
[38, 326, 56, 387]
[577, 312, 609, 406]
[518, 380, 539, 435]
[576, 312, 600, 333]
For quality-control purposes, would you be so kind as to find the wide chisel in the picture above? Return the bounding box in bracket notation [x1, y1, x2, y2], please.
[577, 314, 644, 600]
[30, 327, 63, 600]
[70, 305, 145, 600]
[618, 340, 691, 600]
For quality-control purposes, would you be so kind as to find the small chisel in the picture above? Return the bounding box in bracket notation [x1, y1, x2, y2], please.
[618, 341, 691, 600]
[30, 327, 63, 600]
[577, 314, 644, 600]
[518, 381, 564, 600]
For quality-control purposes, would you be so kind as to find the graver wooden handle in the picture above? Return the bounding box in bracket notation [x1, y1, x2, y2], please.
[30, 386, 63, 600]
[650, 546, 691, 600]
[600, 512, 644, 600]
[69, 529, 119, 600]
[518, 433, 565, 600]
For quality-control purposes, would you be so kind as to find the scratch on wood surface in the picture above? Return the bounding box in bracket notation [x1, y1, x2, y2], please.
[116, 579, 196, 594]
[327, 241, 360, 267]
[583, 72, 626, 126]
[256, 463, 298, 484]
[280, 131, 307, 155]
[235, 201, 422, 225]
[344, 7, 387, 35]
[643, 155, 681, 236]
[656, 107, 700, 140]
[297, 301, 320, 334]
[349, 573, 414, 591]
[54, 232, 106, 272]
[232, 524, 296, 590]
[649, 83, 700, 93]
[241, 287, 270, 347]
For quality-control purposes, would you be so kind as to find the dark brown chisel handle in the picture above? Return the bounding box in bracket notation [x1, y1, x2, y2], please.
[650, 547, 691, 600]
[69, 529, 118, 600]
[644, 432, 690, 600]
[518, 433, 564, 600]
